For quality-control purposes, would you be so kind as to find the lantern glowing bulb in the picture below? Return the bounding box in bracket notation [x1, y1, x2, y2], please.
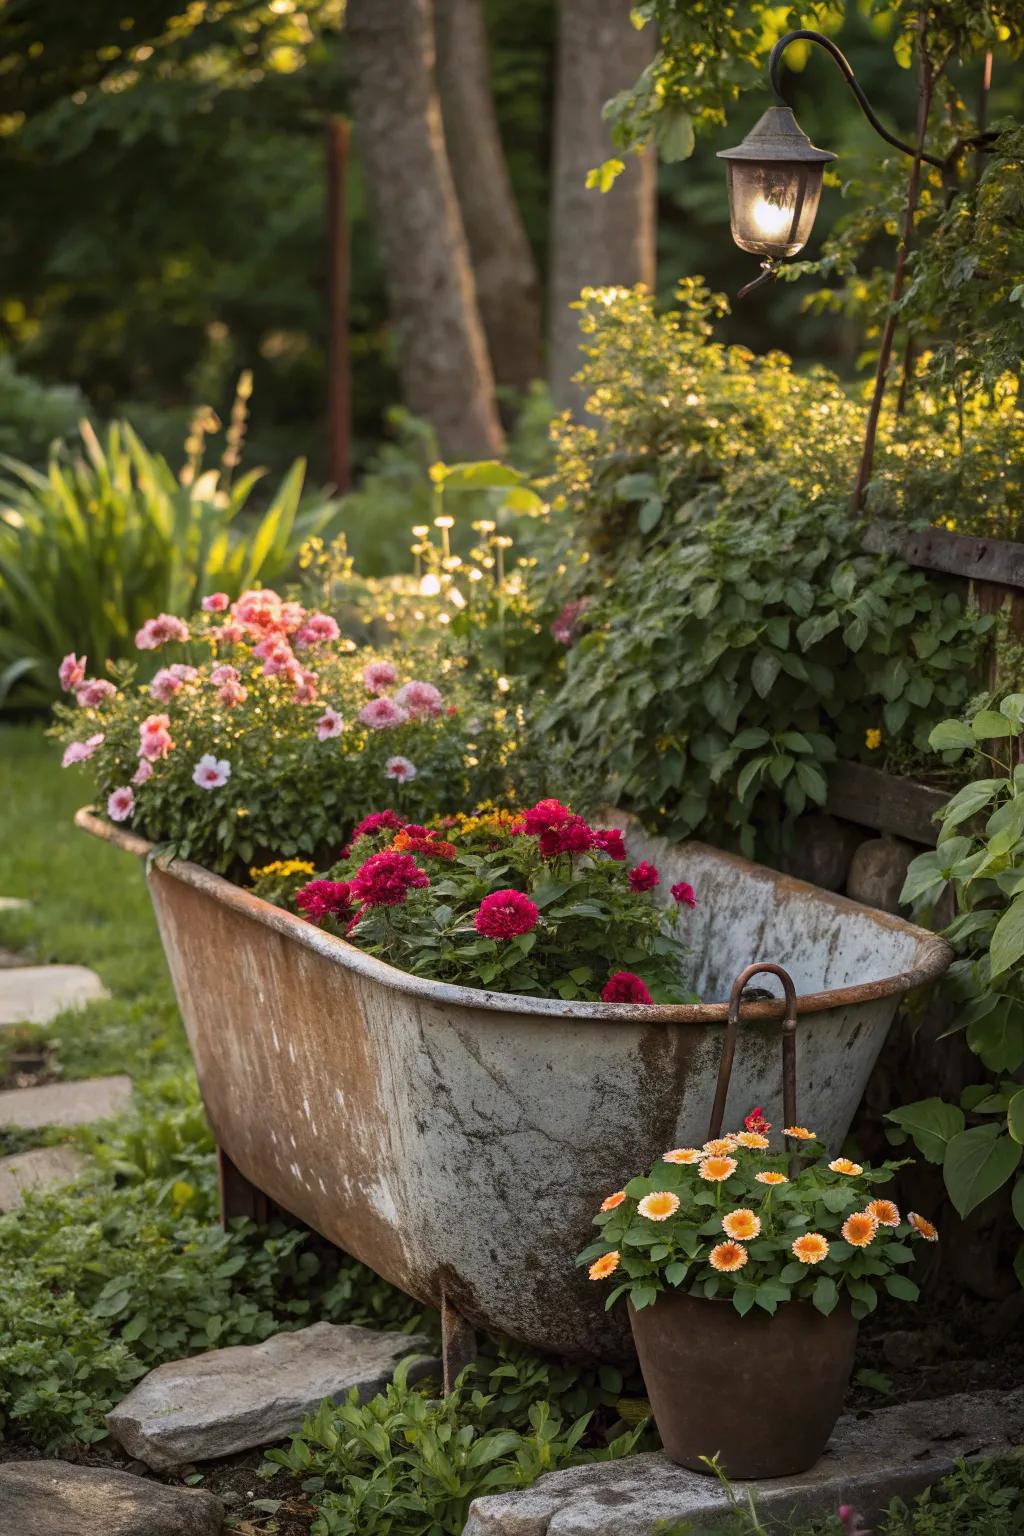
[718, 106, 835, 261]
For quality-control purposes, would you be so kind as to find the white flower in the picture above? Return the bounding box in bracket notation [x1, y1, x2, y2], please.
[317, 706, 344, 741]
[192, 754, 232, 790]
[385, 755, 417, 783]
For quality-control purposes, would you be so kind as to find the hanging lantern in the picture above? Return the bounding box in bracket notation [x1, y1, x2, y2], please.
[717, 106, 836, 260]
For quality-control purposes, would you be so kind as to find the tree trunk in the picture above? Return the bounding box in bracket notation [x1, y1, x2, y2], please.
[549, 0, 656, 412]
[345, 0, 504, 460]
[435, 0, 543, 397]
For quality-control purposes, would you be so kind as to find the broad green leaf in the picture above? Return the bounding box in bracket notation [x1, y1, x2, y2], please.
[928, 719, 975, 752]
[885, 1099, 964, 1163]
[988, 896, 1024, 978]
[1007, 1089, 1024, 1144]
[943, 1128, 1022, 1217]
[971, 710, 1013, 739]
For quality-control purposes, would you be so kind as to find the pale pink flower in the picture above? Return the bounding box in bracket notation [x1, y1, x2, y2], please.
[139, 713, 174, 761]
[59, 652, 87, 691]
[107, 786, 135, 822]
[295, 613, 341, 649]
[359, 696, 408, 729]
[292, 670, 318, 705]
[232, 589, 284, 631]
[75, 679, 117, 708]
[385, 756, 417, 783]
[132, 758, 154, 785]
[218, 681, 248, 708]
[280, 601, 307, 634]
[210, 664, 240, 686]
[362, 660, 398, 695]
[150, 667, 184, 703]
[202, 592, 229, 612]
[192, 754, 231, 790]
[135, 613, 189, 650]
[395, 680, 443, 718]
[317, 707, 344, 740]
[216, 622, 247, 646]
[62, 733, 104, 768]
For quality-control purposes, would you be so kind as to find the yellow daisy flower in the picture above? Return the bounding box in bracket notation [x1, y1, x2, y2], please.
[699, 1156, 737, 1182]
[829, 1158, 863, 1176]
[588, 1251, 620, 1280]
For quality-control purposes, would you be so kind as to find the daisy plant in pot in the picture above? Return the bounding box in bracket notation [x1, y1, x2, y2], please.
[578, 1109, 938, 1479]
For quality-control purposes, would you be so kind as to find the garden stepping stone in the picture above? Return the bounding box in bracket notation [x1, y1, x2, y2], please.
[0, 1144, 88, 1210]
[0, 1460, 223, 1535]
[0, 963, 108, 1025]
[107, 1319, 438, 1470]
[0, 1073, 132, 1128]
[0, 896, 29, 910]
[461, 1385, 1024, 1535]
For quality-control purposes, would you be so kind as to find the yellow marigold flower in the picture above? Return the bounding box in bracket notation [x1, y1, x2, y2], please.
[865, 728, 882, 750]
[791, 1232, 830, 1265]
[600, 1190, 626, 1212]
[755, 1171, 789, 1185]
[841, 1211, 878, 1247]
[867, 1199, 900, 1228]
[703, 1137, 737, 1156]
[699, 1155, 737, 1182]
[784, 1126, 817, 1140]
[829, 1158, 863, 1176]
[709, 1240, 748, 1273]
[663, 1148, 701, 1165]
[735, 1131, 770, 1149]
[588, 1250, 620, 1280]
[638, 1191, 680, 1222]
[908, 1211, 939, 1242]
[722, 1208, 761, 1241]
[250, 858, 315, 880]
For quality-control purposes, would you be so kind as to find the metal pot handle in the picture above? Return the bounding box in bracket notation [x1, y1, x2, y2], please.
[707, 962, 799, 1141]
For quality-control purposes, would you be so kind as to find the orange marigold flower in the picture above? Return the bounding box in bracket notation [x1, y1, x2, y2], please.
[703, 1137, 737, 1156]
[709, 1240, 748, 1273]
[756, 1170, 789, 1185]
[588, 1250, 620, 1280]
[841, 1211, 878, 1247]
[663, 1148, 701, 1165]
[791, 1232, 830, 1265]
[908, 1211, 939, 1242]
[735, 1131, 770, 1149]
[784, 1126, 817, 1140]
[699, 1155, 737, 1182]
[600, 1191, 626, 1212]
[867, 1199, 900, 1228]
[829, 1158, 863, 1176]
[722, 1208, 761, 1241]
[638, 1190, 680, 1222]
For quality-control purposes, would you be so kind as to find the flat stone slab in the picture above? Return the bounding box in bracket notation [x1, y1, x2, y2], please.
[0, 1144, 88, 1210]
[107, 1320, 438, 1471]
[0, 964, 108, 1025]
[463, 1386, 1024, 1534]
[0, 896, 29, 910]
[0, 1074, 132, 1128]
[0, 1461, 222, 1536]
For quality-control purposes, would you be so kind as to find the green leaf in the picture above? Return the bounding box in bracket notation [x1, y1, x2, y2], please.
[812, 1275, 838, 1315]
[885, 1099, 964, 1164]
[1009, 1089, 1024, 1145]
[750, 651, 780, 698]
[638, 496, 664, 534]
[1012, 1176, 1024, 1231]
[989, 897, 1024, 979]
[944, 1128, 1022, 1217]
[971, 710, 1014, 739]
[884, 1273, 920, 1302]
[655, 107, 696, 162]
[928, 719, 975, 751]
[733, 1283, 756, 1317]
[585, 158, 625, 193]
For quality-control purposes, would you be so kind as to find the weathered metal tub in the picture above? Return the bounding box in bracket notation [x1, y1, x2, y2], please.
[78, 807, 949, 1366]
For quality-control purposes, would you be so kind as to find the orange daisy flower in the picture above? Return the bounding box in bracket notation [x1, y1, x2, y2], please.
[828, 1158, 863, 1176]
[600, 1190, 626, 1212]
[703, 1137, 738, 1156]
[663, 1148, 701, 1165]
[867, 1198, 900, 1228]
[709, 1240, 748, 1273]
[841, 1211, 878, 1247]
[755, 1170, 789, 1186]
[784, 1126, 816, 1140]
[791, 1232, 830, 1265]
[699, 1155, 737, 1182]
[588, 1250, 620, 1280]
[908, 1211, 939, 1242]
[722, 1208, 761, 1241]
[735, 1131, 770, 1149]
[638, 1190, 680, 1222]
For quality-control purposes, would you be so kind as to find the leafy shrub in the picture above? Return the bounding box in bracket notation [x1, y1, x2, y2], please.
[0, 358, 89, 465]
[0, 417, 340, 709]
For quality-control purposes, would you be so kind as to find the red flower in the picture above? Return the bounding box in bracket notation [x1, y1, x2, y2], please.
[296, 880, 355, 924]
[744, 1106, 772, 1134]
[523, 798, 571, 835]
[628, 861, 660, 892]
[671, 881, 697, 909]
[350, 810, 404, 843]
[474, 889, 540, 940]
[392, 826, 457, 860]
[539, 814, 594, 857]
[350, 849, 430, 907]
[601, 971, 654, 1004]
[593, 828, 626, 861]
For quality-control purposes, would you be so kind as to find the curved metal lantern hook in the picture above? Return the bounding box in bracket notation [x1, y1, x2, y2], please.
[707, 962, 799, 1144]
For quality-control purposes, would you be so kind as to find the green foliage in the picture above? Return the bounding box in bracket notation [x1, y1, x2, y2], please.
[0, 358, 90, 465]
[578, 1131, 927, 1322]
[0, 415, 340, 710]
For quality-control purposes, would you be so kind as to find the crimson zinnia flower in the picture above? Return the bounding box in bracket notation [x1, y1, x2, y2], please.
[350, 810, 404, 843]
[628, 861, 660, 891]
[592, 828, 626, 861]
[350, 850, 429, 907]
[474, 889, 540, 940]
[539, 814, 594, 857]
[523, 798, 570, 835]
[296, 880, 355, 924]
[672, 880, 697, 908]
[744, 1106, 772, 1134]
[601, 971, 654, 1004]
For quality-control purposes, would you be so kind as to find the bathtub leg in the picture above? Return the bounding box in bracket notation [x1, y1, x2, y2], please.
[441, 1290, 476, 1394]
[218, 1145, 272, 1226]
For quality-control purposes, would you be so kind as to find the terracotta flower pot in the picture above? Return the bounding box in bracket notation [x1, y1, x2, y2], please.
[629, 1291, 859, 1477]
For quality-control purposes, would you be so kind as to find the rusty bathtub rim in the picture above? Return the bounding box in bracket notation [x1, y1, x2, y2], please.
[76, 806, 952, 1025]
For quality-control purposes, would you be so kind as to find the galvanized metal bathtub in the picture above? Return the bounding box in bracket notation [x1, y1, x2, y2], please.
[78, 807, 950, 1369]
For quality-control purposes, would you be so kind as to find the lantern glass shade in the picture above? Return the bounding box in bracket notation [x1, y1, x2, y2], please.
[724, 159, 825, 258]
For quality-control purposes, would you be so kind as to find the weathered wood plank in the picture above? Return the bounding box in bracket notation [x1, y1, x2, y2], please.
[826, 760, 947, 846]
[864, 522, 1024, 590]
